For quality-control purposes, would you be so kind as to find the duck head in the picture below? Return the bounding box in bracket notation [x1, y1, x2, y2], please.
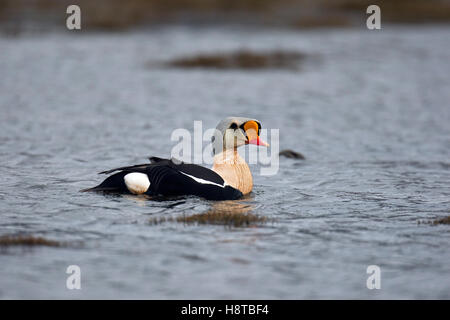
[212, 117, 269, 155]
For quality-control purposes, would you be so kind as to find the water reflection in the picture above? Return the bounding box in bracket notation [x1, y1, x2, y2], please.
[148, 199, 266, 227]
[180, 200, 264, 227]
[122, 194, 151, 206]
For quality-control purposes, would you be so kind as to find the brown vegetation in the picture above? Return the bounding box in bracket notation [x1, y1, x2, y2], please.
[179, 210, 266, 227]
[165, 50, 304, 70]
[336, 0, 450, 23]
[1, 0, 449, 33]
[0, 235, 62, 247]
[292, 14, 352, 29]
[150, 211, 267, 227]
[418, 216, 450, 226]
[431, 216, 450, 225]
[150, 201, 268, 227]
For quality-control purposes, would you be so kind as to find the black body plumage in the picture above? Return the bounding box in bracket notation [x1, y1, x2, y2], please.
[83, 157, 243, 201]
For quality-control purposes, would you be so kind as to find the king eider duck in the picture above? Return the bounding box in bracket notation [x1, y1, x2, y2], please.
[82, 117, 269, 200]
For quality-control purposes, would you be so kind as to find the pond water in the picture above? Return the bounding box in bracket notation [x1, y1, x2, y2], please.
[0, 25, 449, 299]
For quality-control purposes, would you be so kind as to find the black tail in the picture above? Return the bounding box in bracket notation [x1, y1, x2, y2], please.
[149, 156, 168, 163]
[80, 172, 129, 193]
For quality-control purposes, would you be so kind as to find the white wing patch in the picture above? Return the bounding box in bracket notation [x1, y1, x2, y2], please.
[124, 172, 150, 194]
[179, 171, 226, 188]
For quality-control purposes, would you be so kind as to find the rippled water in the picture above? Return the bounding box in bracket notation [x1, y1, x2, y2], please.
[0, 26, 449, 299]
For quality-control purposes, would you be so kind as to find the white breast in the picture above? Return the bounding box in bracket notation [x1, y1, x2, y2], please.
[124, 172, 150, 195]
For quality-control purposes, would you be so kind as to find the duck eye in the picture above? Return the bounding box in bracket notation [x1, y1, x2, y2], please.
[229, 123, 238, 130]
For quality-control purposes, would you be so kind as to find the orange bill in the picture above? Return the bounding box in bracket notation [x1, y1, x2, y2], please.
[243, 120, 269, 147]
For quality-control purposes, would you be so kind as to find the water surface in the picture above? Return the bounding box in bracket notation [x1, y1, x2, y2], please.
[0, 26, 449, 299]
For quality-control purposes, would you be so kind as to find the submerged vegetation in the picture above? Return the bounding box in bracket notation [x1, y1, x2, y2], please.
[0, 235, 63, 247]
[430, 216, 450, 225]
[179, 210, 267, 227]
[150, 202, 268, 227]
[150, 211, 267, 227]
[418, 216, 450, 226]
[165, 50, 305, 70]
